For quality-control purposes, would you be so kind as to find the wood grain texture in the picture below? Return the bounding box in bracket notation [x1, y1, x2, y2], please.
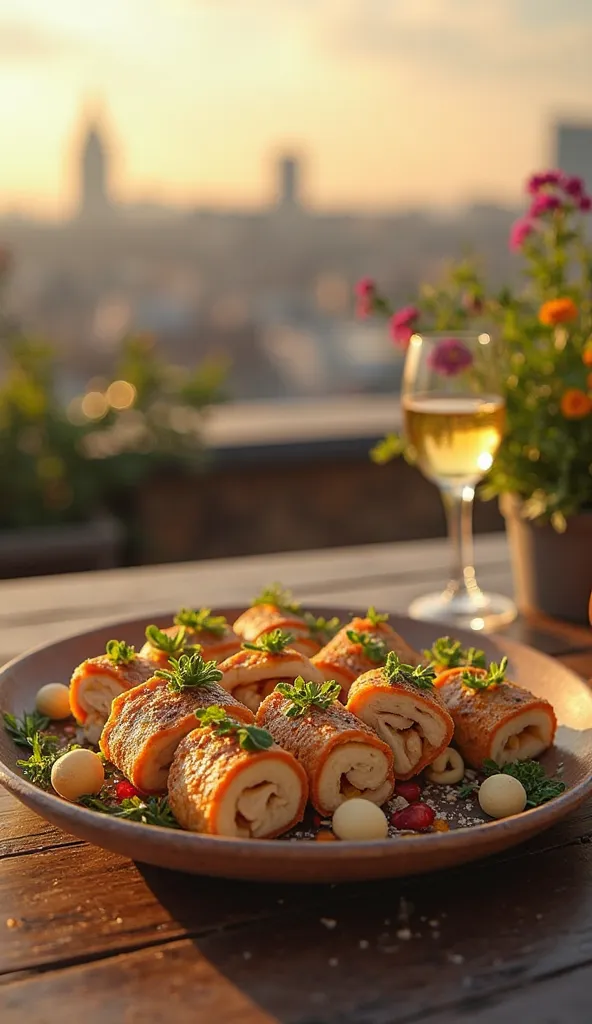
[0, 539, 590, 1023]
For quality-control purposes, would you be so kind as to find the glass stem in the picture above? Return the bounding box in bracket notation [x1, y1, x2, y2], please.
[441, 487, 481, 600]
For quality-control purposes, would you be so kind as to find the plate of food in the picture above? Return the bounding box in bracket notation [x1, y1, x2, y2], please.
[0, 586, 590, 882]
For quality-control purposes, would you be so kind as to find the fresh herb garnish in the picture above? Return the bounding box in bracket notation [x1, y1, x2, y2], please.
[252, 583, 302, 615]
[276, 676, 341, 717]
[173, 607, 228, 637]
[154, 652, 223, 692]
[482, 758, 565, 808]
[80, 794, 180, 828]
[462, 657, 508, 691]
[145, 624, 188, 655]
[194, 705, 274, 752]
[423, 636, 486, 670]
[243, 629, 293, 654]
[366, 606, 389, 626]
[3, 710, 52, 748]
[16, 734, 81, 789]
[303, 613, 341, 641]
[105, 640, 136, 665]
[346, 629, 388, 663]
[458, 781, 479, 799]
[383, 651, 436, 690]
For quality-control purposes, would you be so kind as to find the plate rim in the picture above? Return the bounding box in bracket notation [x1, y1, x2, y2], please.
[1, 606, 591, 865]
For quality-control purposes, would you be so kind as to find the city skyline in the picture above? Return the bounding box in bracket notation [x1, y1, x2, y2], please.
[3, 0, 592, 219]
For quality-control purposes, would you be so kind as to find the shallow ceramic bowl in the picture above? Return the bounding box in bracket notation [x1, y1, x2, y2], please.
[1, 608, 591, 883]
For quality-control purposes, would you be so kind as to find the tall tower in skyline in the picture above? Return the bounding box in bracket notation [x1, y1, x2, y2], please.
[277, 154, 302, 209]
[77, 113, 112, 220]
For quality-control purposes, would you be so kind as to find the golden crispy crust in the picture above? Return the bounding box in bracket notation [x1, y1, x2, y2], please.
[255, 689, 394, 813]
[311, 618, 421, 697]
[233, 604, 308, 642]
[168, 728, 308, 837]
[100, 678, 253, 792]
[69, 655, 156, 723]
[435, 668, 557, 768]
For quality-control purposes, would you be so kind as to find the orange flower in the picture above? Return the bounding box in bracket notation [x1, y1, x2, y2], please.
[584, 346, 592, 367]
[539, 298, 578, 326]
[560, 388, 592, 419]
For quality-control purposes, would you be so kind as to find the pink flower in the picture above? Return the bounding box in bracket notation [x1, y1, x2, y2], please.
[354, 277, 375, 319]
[530, 193, 561, 217]
[428, 338, 473, 377]
[563, 175, 584, 197]
[509, 217, 535, 251]
[389, 305, 419, 348]
[527, 170, 562, 194]
[580, 195, 592, 212]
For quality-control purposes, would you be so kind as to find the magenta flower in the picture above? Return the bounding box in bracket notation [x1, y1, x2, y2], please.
[509, 217, 535, 251]
[527, 170, 562, 194]
[428, 338, 473, 377]
[530, 193, 561, 217]
[355, 277, 376, 319]
[389, 305, 419, 348]
[580, 195, 592, 212]
[563, 175, 584, 197]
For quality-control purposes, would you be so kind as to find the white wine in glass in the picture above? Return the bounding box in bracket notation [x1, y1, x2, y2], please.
[403, 333, 516, 631]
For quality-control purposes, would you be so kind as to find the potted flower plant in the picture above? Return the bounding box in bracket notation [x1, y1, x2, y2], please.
[359, 170, 592, 624]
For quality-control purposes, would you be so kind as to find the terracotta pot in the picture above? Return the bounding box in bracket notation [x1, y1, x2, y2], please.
[501, 494, 592, 624]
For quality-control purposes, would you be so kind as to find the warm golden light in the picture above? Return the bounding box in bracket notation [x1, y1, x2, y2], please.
[106, 380, 136, 410]
[81, 391, 109, 420]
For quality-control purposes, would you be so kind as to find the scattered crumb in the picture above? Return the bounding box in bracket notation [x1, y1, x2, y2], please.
[536, 913, 543, 920]
[320, 918, 337, 930]
[359, 939, 369, 950]
[384, 918, 391, 926]
[420, 915, 427, 923]
[243, 951, 252, 961]
[277, 898, 284, 905]
[114, 917, 123, 925]
[5, 918, 20, 929]
[431, 931, 441, 940]
[448, 953, 464, 965]
[396, 927, 412, 941]
[428, 920, 439, 928]
[328, 957, 339, 967]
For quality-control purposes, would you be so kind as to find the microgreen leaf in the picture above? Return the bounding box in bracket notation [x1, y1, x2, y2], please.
[482, 758, 565, 808]
[154, 652, 223, 692]
[462, 657, 508, 691]
[80, 794, 180, 828]
[252, 583, 302, 615]
[346, 629, 388, 663]
[145, 624, 188, 655]
[105, 640, 136, 665]
[303, 613, 341, 641]
[383, 651, 436, 690]
[194, 705, 274, 752]
[366, 606, 389, 626]
[423, 636, 486, 670]
[3, 710, 52, 748]
[276, 676, 341, 717]
[173, 607, 228, 637]
[243, 629, 293, 654]
[16, 735, 81, 789]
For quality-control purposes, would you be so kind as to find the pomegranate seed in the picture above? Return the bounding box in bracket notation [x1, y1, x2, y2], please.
[315, 831, 337, 842]
[394, 780, 422, 803]
[115, 781, 140, 802]
[391, 802, 435, 832]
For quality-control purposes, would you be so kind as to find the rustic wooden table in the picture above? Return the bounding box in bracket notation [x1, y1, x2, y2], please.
[1, 534, 591, 1024]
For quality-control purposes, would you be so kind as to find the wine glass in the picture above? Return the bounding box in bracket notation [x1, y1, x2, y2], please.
[402, 331, 517, 632]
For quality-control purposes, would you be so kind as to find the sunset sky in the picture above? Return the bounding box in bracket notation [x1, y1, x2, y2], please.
[2, 0, 592, 217]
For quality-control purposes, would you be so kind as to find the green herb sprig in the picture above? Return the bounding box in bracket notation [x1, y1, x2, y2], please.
[3, 710, 52, 748]
[424, 636, 486, 670]
[458, 781, 479, 799]
[462, 657, 508, 691]
[383, 651, 436, 690]
[16, 734, 81, 789]
[365, 606, 389, 626]
[145, 624, 189, 655]
[303, 612, 341, 641]
[173, 607, 228, 636]
[276, 676, 341, 718]
[194, 705, 274, 752]
[154, 652, 223, 692]
[243, 629, 293, 654]
[346, 629, 388, 663]
[252, 583, 302, 615]
[483, 758, 565, 808]
[105, 640, 136, 665]
[80, 794, 180, 828]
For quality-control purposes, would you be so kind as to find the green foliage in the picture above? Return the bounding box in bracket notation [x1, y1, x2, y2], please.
[105, 640, 136, 665]
[252, 583, 302, 615]
[173, 607, 228, 636]
[482, 758, 565, 807]
[194, 705, 274, 752]
[346, 629, 388, 663]
[3, 710, 52, 748]
[303, 613, 341, 642]
[423, 637, 486, 670]
[243, 629, 293, 654]
[154, 651, 223, 691]
[461, 657, 508, 691]
[145, 624, 188, 655]
[383, 651, 436, 690]
[276, 676, 342, 717]
[81, 793, 180, 828]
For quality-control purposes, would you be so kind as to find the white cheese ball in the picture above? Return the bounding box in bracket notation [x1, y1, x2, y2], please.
[332, 798, 389, 841]
[35, 683, 71, 720]
[51, 749, 105, 802]
[478, 774, 527, 819]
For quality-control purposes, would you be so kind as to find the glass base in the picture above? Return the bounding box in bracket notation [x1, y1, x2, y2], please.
[408, 589, 517, 633]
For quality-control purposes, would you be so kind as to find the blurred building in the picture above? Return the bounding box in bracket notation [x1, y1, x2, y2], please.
[554, 121, 592, 186]
[78, 116, 113, 221]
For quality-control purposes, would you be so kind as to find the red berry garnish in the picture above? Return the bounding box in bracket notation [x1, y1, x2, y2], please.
[394, 780, 422, 803]
[115, 781, 140, 802]
[391, 802, 435, 832]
